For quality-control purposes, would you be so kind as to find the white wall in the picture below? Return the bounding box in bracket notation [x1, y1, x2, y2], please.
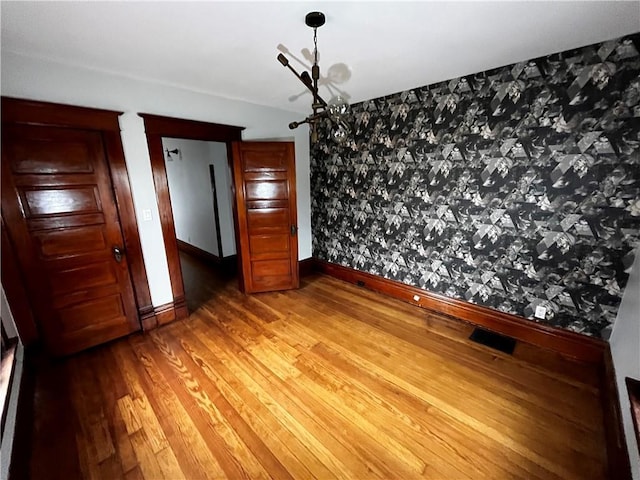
[610, 245, 640, 479]
[1, 286, 18, 340]
[1, 52, 312, 307]
[163, 138, 236, 258]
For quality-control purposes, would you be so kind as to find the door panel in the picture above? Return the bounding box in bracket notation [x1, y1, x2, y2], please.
[249, 234, 290, 255]
[34, 226, 107, 257]
[245, 180, 288, 200]
[20, 186, 101, 216]
[11, 139, 94, 173]
[1, 124, 140, 356]
[50, 261, 118, 295]
[247, 208, 290, 230]
[232, 142, 299, 293]
[252, 259, 291, 277]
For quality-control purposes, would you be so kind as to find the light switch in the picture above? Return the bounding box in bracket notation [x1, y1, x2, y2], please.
[142, 209, 152, 222]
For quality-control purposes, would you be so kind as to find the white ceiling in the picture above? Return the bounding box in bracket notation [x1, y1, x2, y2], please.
[2, 1, 639, 115]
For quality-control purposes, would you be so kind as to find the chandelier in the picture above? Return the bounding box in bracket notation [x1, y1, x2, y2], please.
[277, 11, 350, 144]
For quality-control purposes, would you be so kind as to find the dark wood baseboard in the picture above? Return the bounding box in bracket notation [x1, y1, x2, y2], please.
[177, 239, 220, 265]
[299, 258, 316, 277]
[599, 346, 632, 480]
[139, 297, 187, 331]
[173, 295, 189, 321]
[313, 258, 606, 365]
[154, 302, 178, 326]
[177, 239, 237, 277]
[139, 304, 157, 331]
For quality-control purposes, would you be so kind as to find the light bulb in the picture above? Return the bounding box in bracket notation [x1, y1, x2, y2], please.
[328, 95, 350, 121]
[332, 124, 349, 144]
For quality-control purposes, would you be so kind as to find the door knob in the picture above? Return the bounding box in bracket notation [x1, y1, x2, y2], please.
[113, 246, 124, 262]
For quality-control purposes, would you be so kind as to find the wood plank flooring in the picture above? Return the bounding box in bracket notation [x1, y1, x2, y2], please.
[29, 253, 608, 479]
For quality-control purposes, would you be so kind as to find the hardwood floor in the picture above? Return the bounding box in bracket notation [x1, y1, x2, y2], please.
[30, 254, 608, 479]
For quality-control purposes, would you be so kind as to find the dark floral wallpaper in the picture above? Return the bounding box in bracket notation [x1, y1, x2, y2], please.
[311, 34, 640, 338]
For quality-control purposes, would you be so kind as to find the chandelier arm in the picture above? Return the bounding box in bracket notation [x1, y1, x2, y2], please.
[288, 111, 329, 130]
[278, 55, 327, 107]
[301, 71, 327, 106]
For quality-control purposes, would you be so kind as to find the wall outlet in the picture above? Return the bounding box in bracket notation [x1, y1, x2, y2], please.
[413, 295, 420, 302]
[534, 305, 547, 319]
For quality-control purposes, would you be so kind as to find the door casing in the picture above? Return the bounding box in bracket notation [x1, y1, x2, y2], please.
[140, 114, 245, 320]
[0, 97, 152, 347]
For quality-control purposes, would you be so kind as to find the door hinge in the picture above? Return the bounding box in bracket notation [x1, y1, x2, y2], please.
[291, 224, 298, 236]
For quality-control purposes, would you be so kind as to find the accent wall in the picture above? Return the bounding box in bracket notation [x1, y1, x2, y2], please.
[311, 34, 640, 337]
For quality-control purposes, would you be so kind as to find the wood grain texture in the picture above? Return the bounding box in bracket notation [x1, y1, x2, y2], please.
[232, 142, 299, 293]
[141, 114, 244, 325]
[314, 258, 606, 364]
[2, 123, 140, 355]
[103, 130, 153, 324]
[153, 302, 177, 326]
[1, 97, 122, 132]
[1, 97, 152, 348]
[139, 114, 244, 141]
[29, 264, 610, 479]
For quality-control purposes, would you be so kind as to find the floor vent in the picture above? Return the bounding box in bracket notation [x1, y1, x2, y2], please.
[469, 328, 516, 355]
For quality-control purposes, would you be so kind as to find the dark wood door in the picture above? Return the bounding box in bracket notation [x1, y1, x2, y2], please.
[232, 142, 299, 293]
[1, 124, 140, 355]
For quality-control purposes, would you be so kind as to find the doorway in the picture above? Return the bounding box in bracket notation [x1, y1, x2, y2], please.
[162, 137, 238, 312]
[142, 114, 300, 325]
[141, 114, 244, 322]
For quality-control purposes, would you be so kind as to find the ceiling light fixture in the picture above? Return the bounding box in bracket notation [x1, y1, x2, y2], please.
[277, 11, 350, 144]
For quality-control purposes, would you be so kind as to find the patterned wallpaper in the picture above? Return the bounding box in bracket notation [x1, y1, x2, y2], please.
[311, 34, 640, 338]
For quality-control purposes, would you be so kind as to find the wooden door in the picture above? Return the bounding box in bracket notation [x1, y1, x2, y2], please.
[1, 124, 141, 356]
[232, 142, 299, 293]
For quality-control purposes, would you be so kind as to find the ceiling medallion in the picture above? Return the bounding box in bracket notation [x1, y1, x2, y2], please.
[277, 11, 350, 144]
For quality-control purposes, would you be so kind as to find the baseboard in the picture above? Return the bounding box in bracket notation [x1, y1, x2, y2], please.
[177, 239, 220, 265]
[154, 301, 178, 326]
[313, 258, 606, 364]
[139, 304, 157, 331]
[177, 239, 237, 277]
[299, 258, 316, 277]
[600, 346, 632, 480]
[172, 295, 189, 321]
[139, 297, 187, 330]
